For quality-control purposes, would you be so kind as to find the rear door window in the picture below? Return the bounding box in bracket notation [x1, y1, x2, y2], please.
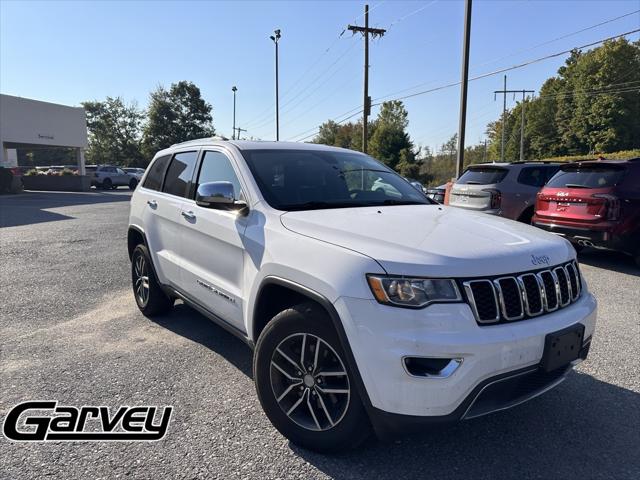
[143, 155, 171, 191]
[546, 166, 626, 188]
[518, 167, 546, 187]
[457, 167, 508, 185]
[517, 166, 560, 187]
[162, 151, 199, 198]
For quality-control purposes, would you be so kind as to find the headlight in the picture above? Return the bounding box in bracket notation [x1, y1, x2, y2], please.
[366, 275, 462, 308]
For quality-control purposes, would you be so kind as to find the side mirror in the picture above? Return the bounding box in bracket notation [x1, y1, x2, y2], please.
[196, 181, 248, 213]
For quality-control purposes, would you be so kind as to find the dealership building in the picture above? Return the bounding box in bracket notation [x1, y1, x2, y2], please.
[0, 94, 88, 174]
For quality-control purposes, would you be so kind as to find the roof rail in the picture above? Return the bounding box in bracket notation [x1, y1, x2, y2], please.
[170, 135, 229, 147]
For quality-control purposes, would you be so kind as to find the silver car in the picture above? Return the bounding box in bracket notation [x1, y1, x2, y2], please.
[87, 165, 137, 190]
[449, 162, 561, 223]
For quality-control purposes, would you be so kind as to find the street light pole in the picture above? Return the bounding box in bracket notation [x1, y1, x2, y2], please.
[232, 86, 237, 140]
[270, 29, 281, 141]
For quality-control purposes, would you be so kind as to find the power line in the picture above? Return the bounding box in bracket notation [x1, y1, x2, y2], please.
[249, 39, 359, 134]
[287, 107, 364, 142]
[375, 15, 640, 104]
[386, 1, 439, 30]
[244, 2, 385, 130]
[474, 9, 640, 70]
[372, 29, 640, 106]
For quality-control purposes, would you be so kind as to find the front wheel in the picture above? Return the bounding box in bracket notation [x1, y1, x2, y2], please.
[131, 244, 173, 316]
[129, 178, 138, 190]
[254, 303, 371, 452]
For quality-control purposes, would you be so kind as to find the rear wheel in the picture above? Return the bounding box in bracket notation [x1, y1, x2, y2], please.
[131, 244, 173, 316]
[129, 178, 138, 190]
[102, 178, 112, 190]
[518, 207, 534, 225]
[254, 302, 371, 452]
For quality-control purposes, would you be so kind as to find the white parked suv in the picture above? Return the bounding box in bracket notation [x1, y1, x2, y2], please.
[127, 139, 597, 452]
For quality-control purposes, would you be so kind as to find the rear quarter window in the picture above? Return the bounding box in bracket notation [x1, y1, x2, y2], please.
[457, 167, 508, 185]
[546, 166, 626, 188]
[142, 155, 171, 191]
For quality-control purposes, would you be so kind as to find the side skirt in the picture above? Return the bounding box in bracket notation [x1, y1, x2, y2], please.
[162, 285, 254, 349]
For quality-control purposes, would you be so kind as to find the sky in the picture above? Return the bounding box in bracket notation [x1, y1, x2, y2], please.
[1, 0, 639, 153]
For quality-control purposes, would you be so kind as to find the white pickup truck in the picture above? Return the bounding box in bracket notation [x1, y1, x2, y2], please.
[127, 139, 597, 452]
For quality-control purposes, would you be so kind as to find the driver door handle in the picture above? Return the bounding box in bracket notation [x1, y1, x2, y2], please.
[181, 210, 196, 221]
[147, 200, 158, 209]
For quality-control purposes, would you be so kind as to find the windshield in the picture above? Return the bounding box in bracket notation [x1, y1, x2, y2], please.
[546, 166, 625, 188]
[241, 149, 432, 211]
[457, 167, 508, 185]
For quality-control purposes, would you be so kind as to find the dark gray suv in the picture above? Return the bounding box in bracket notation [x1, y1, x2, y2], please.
[449, 162, 561, 223]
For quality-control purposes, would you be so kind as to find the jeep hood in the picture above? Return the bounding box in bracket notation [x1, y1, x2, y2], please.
[280, 205, 574, 277]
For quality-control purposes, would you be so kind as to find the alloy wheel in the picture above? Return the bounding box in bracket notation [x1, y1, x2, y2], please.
[134, 254, 150, 306]
[270, 333, 350, 431]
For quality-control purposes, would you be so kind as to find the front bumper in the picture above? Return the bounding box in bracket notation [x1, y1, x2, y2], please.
[333, 289, 597, 421]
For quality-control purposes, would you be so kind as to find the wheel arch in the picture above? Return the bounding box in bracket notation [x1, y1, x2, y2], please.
[517, 205, 535, 224]
[127, 225, 147, 260]
[251, 276, 375, 422]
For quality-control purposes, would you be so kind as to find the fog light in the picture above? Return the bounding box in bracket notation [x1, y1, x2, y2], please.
[403, 357, 463, 378]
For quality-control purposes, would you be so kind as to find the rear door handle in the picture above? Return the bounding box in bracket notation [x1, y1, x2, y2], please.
[181, 210, 196, 221]
[147, 200, 158, 209]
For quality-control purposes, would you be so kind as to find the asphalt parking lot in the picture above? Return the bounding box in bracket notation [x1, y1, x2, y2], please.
[1, 190, 639, 480]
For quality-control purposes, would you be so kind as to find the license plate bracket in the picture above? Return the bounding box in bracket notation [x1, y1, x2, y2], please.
[542, 324, 585, 372]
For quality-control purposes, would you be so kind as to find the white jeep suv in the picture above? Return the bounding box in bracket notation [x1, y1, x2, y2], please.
[127, 139, 597, 452]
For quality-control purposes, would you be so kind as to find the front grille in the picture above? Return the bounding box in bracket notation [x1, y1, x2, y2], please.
[463, 261, 581, 325]
[539, 271, 558, 311]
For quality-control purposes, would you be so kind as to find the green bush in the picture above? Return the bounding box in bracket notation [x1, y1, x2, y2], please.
[539, 149, 640, 163]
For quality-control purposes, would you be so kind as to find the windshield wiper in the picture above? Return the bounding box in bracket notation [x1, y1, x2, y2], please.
[379, 199, 426, 206]
[339, 168, 390, 174]
[281, 201, 362, 211]
[564, 183, 590, 188]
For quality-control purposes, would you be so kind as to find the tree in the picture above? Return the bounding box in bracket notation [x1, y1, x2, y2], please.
[142, 81, 215, 158]
[82, 97, 144, 166]
[486, 39, 640, 159]
[369, 101, 415, 171]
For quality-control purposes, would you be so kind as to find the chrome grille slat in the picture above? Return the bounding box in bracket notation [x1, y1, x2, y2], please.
[463, 280, 500, 323]
[493, 277, 524, 320]
[464, 261, 581, 325]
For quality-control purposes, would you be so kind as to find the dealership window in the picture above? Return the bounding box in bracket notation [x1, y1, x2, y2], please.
[162, 151, 199, 198]
[142, 155, 171, 191]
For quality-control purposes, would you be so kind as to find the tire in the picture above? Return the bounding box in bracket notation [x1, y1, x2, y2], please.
[129, 178, 138, 190]
[254, 302, 371, 452]
[518, 207, 534, 225]
[102, 178, 112, 190]
[131, 244, 173, 316]
[635, 252, 640, 269]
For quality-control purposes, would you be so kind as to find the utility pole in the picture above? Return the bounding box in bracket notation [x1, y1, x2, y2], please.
[483, 139, 487, 163]
[232, 86, 238, 140]
[269, 29, 281, 141]
[348, 4, 386, 154]
[493, 84, 534, 161]
[497, 75, 507, 162]
[455, 0, 473, 178]
[235, 127, 247, 140]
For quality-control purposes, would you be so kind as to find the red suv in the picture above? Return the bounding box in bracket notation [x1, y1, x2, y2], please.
[533, 158, 640, 266]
